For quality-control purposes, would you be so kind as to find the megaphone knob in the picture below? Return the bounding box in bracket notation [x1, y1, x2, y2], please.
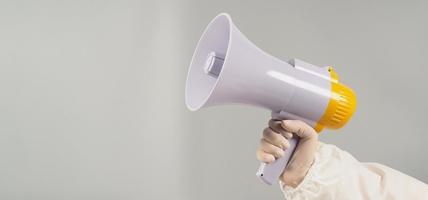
[204, 52, 224, 78]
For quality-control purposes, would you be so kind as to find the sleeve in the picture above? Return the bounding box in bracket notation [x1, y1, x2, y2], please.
[279, 143, 428, 200]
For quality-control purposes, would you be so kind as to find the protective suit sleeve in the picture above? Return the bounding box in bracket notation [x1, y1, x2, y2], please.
[280, 142, 428, 200]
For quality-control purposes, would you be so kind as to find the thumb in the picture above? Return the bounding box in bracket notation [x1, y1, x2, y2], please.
[280, 120, 317, 139]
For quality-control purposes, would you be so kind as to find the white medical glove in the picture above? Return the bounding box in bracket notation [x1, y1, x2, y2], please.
[256, 119, 319, 188]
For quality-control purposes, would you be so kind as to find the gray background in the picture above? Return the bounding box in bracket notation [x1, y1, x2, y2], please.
[1, 0, 427, 199]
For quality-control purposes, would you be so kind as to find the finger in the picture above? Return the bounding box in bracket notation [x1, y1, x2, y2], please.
[281, 131, 293, 140]
[262, 127, 290, 149]
[260, 138, 284, 158]
[269, 119, 293, 139]
[256, 150, 275, 163]
[280, 120, 317, 139]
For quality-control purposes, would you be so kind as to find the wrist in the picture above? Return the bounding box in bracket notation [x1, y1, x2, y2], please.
[281, 159, 315, 188]
[280, 142, 319, 187]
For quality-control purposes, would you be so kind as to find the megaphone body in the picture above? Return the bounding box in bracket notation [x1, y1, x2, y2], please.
[185, 13, 356, 185]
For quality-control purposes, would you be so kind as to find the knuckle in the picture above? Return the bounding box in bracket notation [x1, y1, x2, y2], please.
[263, 128, 271, 136]
[257, 151, 274, 163]
[296, 120, 310, 129]
[265, 155, 275, 163]
[277, 152, 284, 158]
[260, 140, 271, 150]
[281, 120, 290, 126]
[283, 140, 290, 149]
[275, 148, 284, 158]
[274, 134, 285, 145]
[279, 137, 287, 148]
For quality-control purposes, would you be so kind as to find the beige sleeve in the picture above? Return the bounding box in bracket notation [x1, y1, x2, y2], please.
[280, 143, 428, 200]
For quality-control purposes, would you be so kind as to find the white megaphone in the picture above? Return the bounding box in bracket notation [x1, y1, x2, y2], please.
[185, 13, 356, 185]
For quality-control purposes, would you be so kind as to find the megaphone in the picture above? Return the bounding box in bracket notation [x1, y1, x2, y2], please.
[185, 13, 356, 185]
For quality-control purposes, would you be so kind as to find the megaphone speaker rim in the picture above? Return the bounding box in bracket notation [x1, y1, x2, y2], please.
[185, 13, 233, 111]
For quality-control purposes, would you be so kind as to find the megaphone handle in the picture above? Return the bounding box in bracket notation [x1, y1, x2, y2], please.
[256, 136, 299, 185]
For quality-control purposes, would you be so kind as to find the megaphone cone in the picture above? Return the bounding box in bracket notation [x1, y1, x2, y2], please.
[186, 13, 296, 112]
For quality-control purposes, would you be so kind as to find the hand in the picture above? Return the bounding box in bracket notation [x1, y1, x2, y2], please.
[256, 119, 319, 187]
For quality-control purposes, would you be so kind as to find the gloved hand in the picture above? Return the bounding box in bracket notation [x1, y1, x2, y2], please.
[256, 119, 319, 187]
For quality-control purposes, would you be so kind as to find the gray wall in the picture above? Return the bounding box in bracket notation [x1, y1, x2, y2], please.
[1, 0, 427, 199]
